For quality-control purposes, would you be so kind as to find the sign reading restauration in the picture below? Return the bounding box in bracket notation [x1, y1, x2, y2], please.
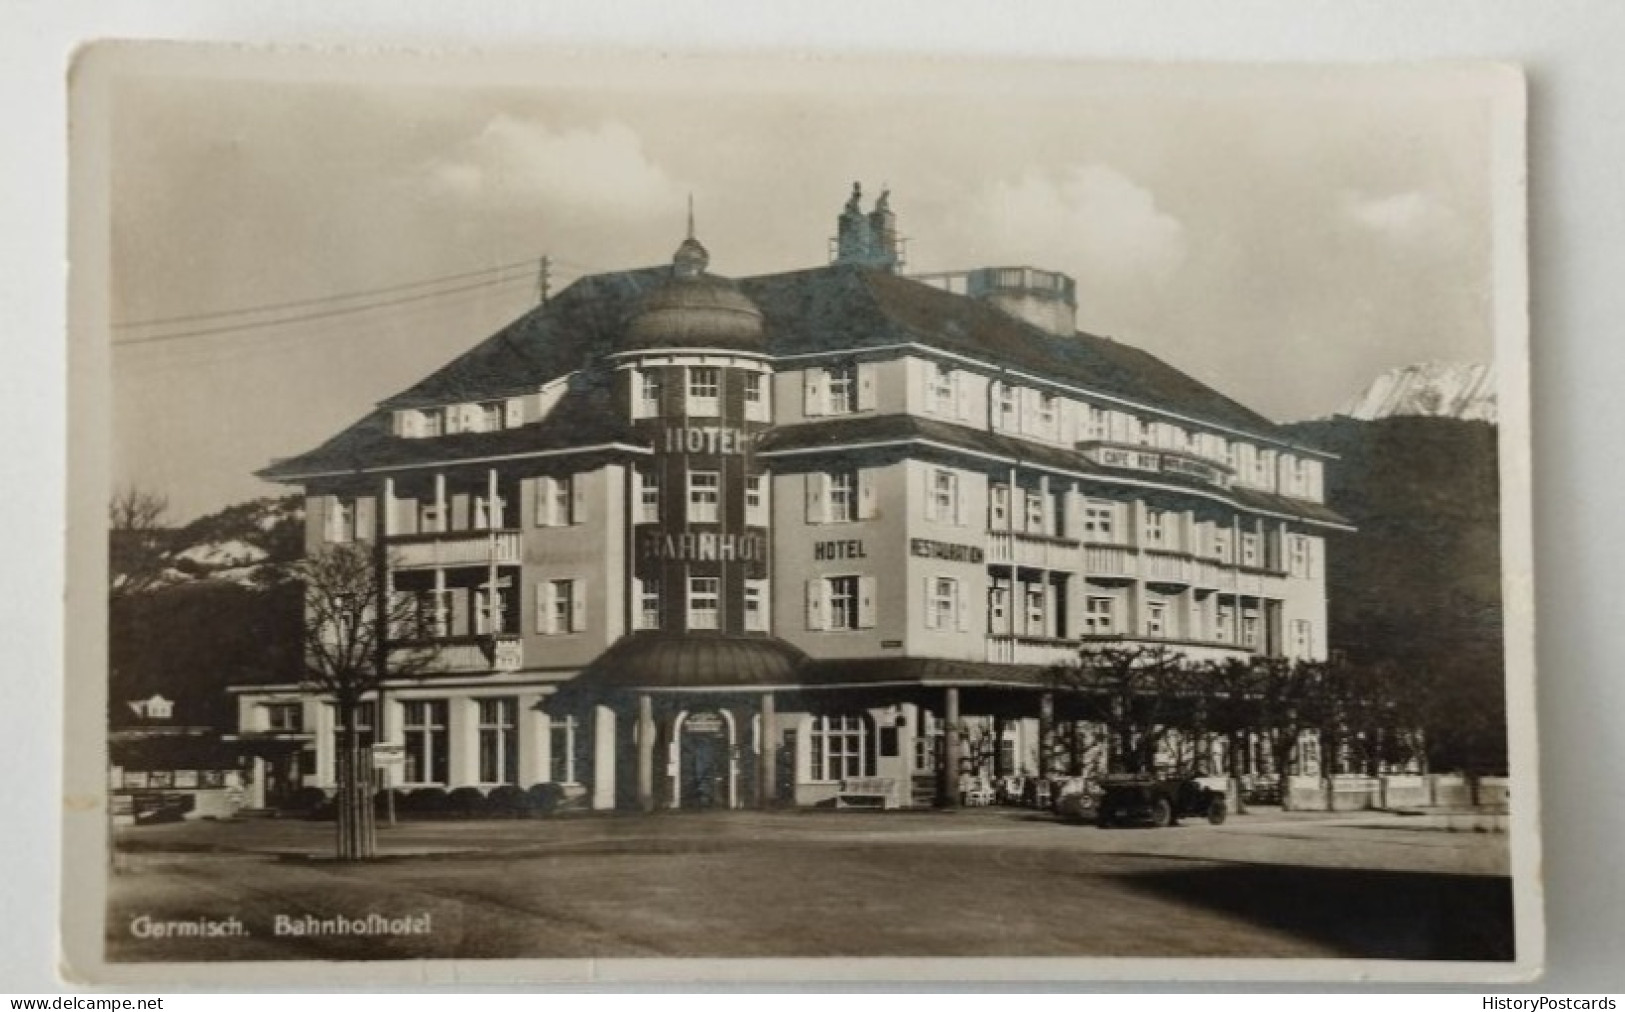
[909, 537, 985, 564]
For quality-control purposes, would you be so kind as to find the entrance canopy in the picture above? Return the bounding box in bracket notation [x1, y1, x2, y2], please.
[572, 632, 809, 691]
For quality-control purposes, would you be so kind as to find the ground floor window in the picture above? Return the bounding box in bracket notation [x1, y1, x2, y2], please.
[478, 697, 518, 785]
[402, 699, 449, 785]
[550, 716, 579, 783]
[809, 715, 872, 782]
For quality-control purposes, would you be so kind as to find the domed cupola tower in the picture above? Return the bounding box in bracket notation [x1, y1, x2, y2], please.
[615, 219, 775, 638]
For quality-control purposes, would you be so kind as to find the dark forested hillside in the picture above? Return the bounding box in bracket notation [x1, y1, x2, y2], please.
[108, 495, 306, 732]
[1286, 416, 1506, 773]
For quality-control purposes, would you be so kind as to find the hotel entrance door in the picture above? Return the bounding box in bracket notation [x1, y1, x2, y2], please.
[678, 710, 730, 809]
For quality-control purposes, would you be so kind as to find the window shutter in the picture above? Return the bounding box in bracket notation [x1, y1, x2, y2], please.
[923, 576, 937, 629]
[571, 473, 587, 525]
[858, 576, 877, 629]
[956, 374, 974, 420]
[803, 370, 823, 418]
[354, 498, 375, 541]
[856, 362, 878, 411]
[571, 578, 587, 633]
[540, 582, 556, 635]
[805, 472, 828, 524]
[955, 580, 971, 632]
[505, 398, 524, 428]
[952, 475, 969, 527]
[805, 580, 824, 631]
[535, 478, 553, 527]
[857, 468, 878, 520]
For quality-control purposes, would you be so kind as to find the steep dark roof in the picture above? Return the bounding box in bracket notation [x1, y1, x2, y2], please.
[743, 268, 1283, 438]
[263, 366, 646, 479]
[264, 263, 1321, 481]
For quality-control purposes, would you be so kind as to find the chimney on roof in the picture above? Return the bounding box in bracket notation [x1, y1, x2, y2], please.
[966, 266, 1078, 337]
[833, 182, 903, 272]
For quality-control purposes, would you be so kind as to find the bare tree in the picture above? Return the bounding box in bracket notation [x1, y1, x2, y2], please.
[1048, 642, 1195, 774]
[298, 541, 437, 860]
[109, 486, 172, 598]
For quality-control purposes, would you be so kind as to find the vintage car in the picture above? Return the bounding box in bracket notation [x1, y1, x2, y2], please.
[1095, 775, 1228, 828]
[1053, 779, 1102, 823]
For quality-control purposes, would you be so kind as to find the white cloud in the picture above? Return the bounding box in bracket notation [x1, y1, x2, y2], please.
[1341, 189, 1449, 237]
[967, 164, 1188, 285]
[418, 116, 682, 218]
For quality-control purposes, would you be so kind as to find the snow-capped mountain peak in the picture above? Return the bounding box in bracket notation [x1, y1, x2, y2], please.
[1335, 361, 1496, 423]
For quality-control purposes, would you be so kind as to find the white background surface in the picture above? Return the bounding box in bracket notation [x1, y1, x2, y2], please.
[5, 0, 1621, 993]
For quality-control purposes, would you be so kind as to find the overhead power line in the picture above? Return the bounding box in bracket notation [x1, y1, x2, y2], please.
[113, 272, 536, 349]
[114, 256, 544, 330]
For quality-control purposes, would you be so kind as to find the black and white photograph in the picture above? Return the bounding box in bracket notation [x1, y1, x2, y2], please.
[62, 44, 1536, 985]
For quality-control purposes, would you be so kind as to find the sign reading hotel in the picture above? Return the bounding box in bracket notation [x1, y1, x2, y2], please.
[662, 425, 754, 455]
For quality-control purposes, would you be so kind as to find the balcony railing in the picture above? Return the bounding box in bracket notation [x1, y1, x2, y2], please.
[388, 529, 521, 569]
[391, 633, 523, 674]
[986, 529, 1082, 570]
[1076, 634, 1257, 664]
[986, 634, 1080, 667]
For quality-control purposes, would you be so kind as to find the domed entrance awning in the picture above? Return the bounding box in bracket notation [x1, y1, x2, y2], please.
[568, 633, 810, 693]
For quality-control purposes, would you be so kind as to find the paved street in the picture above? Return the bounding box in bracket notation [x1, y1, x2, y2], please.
[106, 807, 1513, 963]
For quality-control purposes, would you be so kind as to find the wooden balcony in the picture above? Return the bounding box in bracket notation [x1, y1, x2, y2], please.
[985, 530, 1082, 570]
[390, 633, 523, 674]
[986, 634, 1080, 667]
[1081, 543, 1136, 578]
[387, 529, 522, 570]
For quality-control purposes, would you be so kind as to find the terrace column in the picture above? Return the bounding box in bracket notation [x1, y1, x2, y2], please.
[758, 692, 777, 809]
[636, 693, 655, 812]
[1039, 691, 1056, 778]
[591, 704, 617, 810]
[938, 687, 961, 807]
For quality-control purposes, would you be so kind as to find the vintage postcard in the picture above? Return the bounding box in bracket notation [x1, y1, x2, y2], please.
[63, 43, 1537, 985]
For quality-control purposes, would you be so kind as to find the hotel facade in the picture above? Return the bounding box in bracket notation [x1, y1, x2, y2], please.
[232, 188, 1349, 811]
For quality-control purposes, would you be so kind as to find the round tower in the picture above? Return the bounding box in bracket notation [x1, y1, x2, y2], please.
[615, 229, 774, 636]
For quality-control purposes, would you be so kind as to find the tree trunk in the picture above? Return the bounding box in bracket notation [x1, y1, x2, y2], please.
[336, 697, 376, 861]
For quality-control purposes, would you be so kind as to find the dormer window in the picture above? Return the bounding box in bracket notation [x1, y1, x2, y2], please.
[929, 364, 956, 415]
[827, 364, 856, 414]
[997, 384, 1019, 430]
[421, 409, 444, 437]
[1037, 393, 1058, 434]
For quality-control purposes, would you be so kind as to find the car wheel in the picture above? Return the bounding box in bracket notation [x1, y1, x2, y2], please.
[1207, 798, 1228, 825]
[1097, 813, 1114, 829]
[1150, 798, 1172, 828]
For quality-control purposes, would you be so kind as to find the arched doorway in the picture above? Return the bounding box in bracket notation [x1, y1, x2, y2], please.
[675, 709, 733, 809]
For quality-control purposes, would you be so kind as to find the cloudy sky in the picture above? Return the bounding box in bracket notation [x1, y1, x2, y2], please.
[103, 53, 1513, 520]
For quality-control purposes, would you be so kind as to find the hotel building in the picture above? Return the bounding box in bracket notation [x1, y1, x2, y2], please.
[231, 187, 1348, 811]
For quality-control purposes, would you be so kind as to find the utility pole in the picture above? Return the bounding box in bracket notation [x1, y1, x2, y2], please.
[536, 255, 552, 306]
